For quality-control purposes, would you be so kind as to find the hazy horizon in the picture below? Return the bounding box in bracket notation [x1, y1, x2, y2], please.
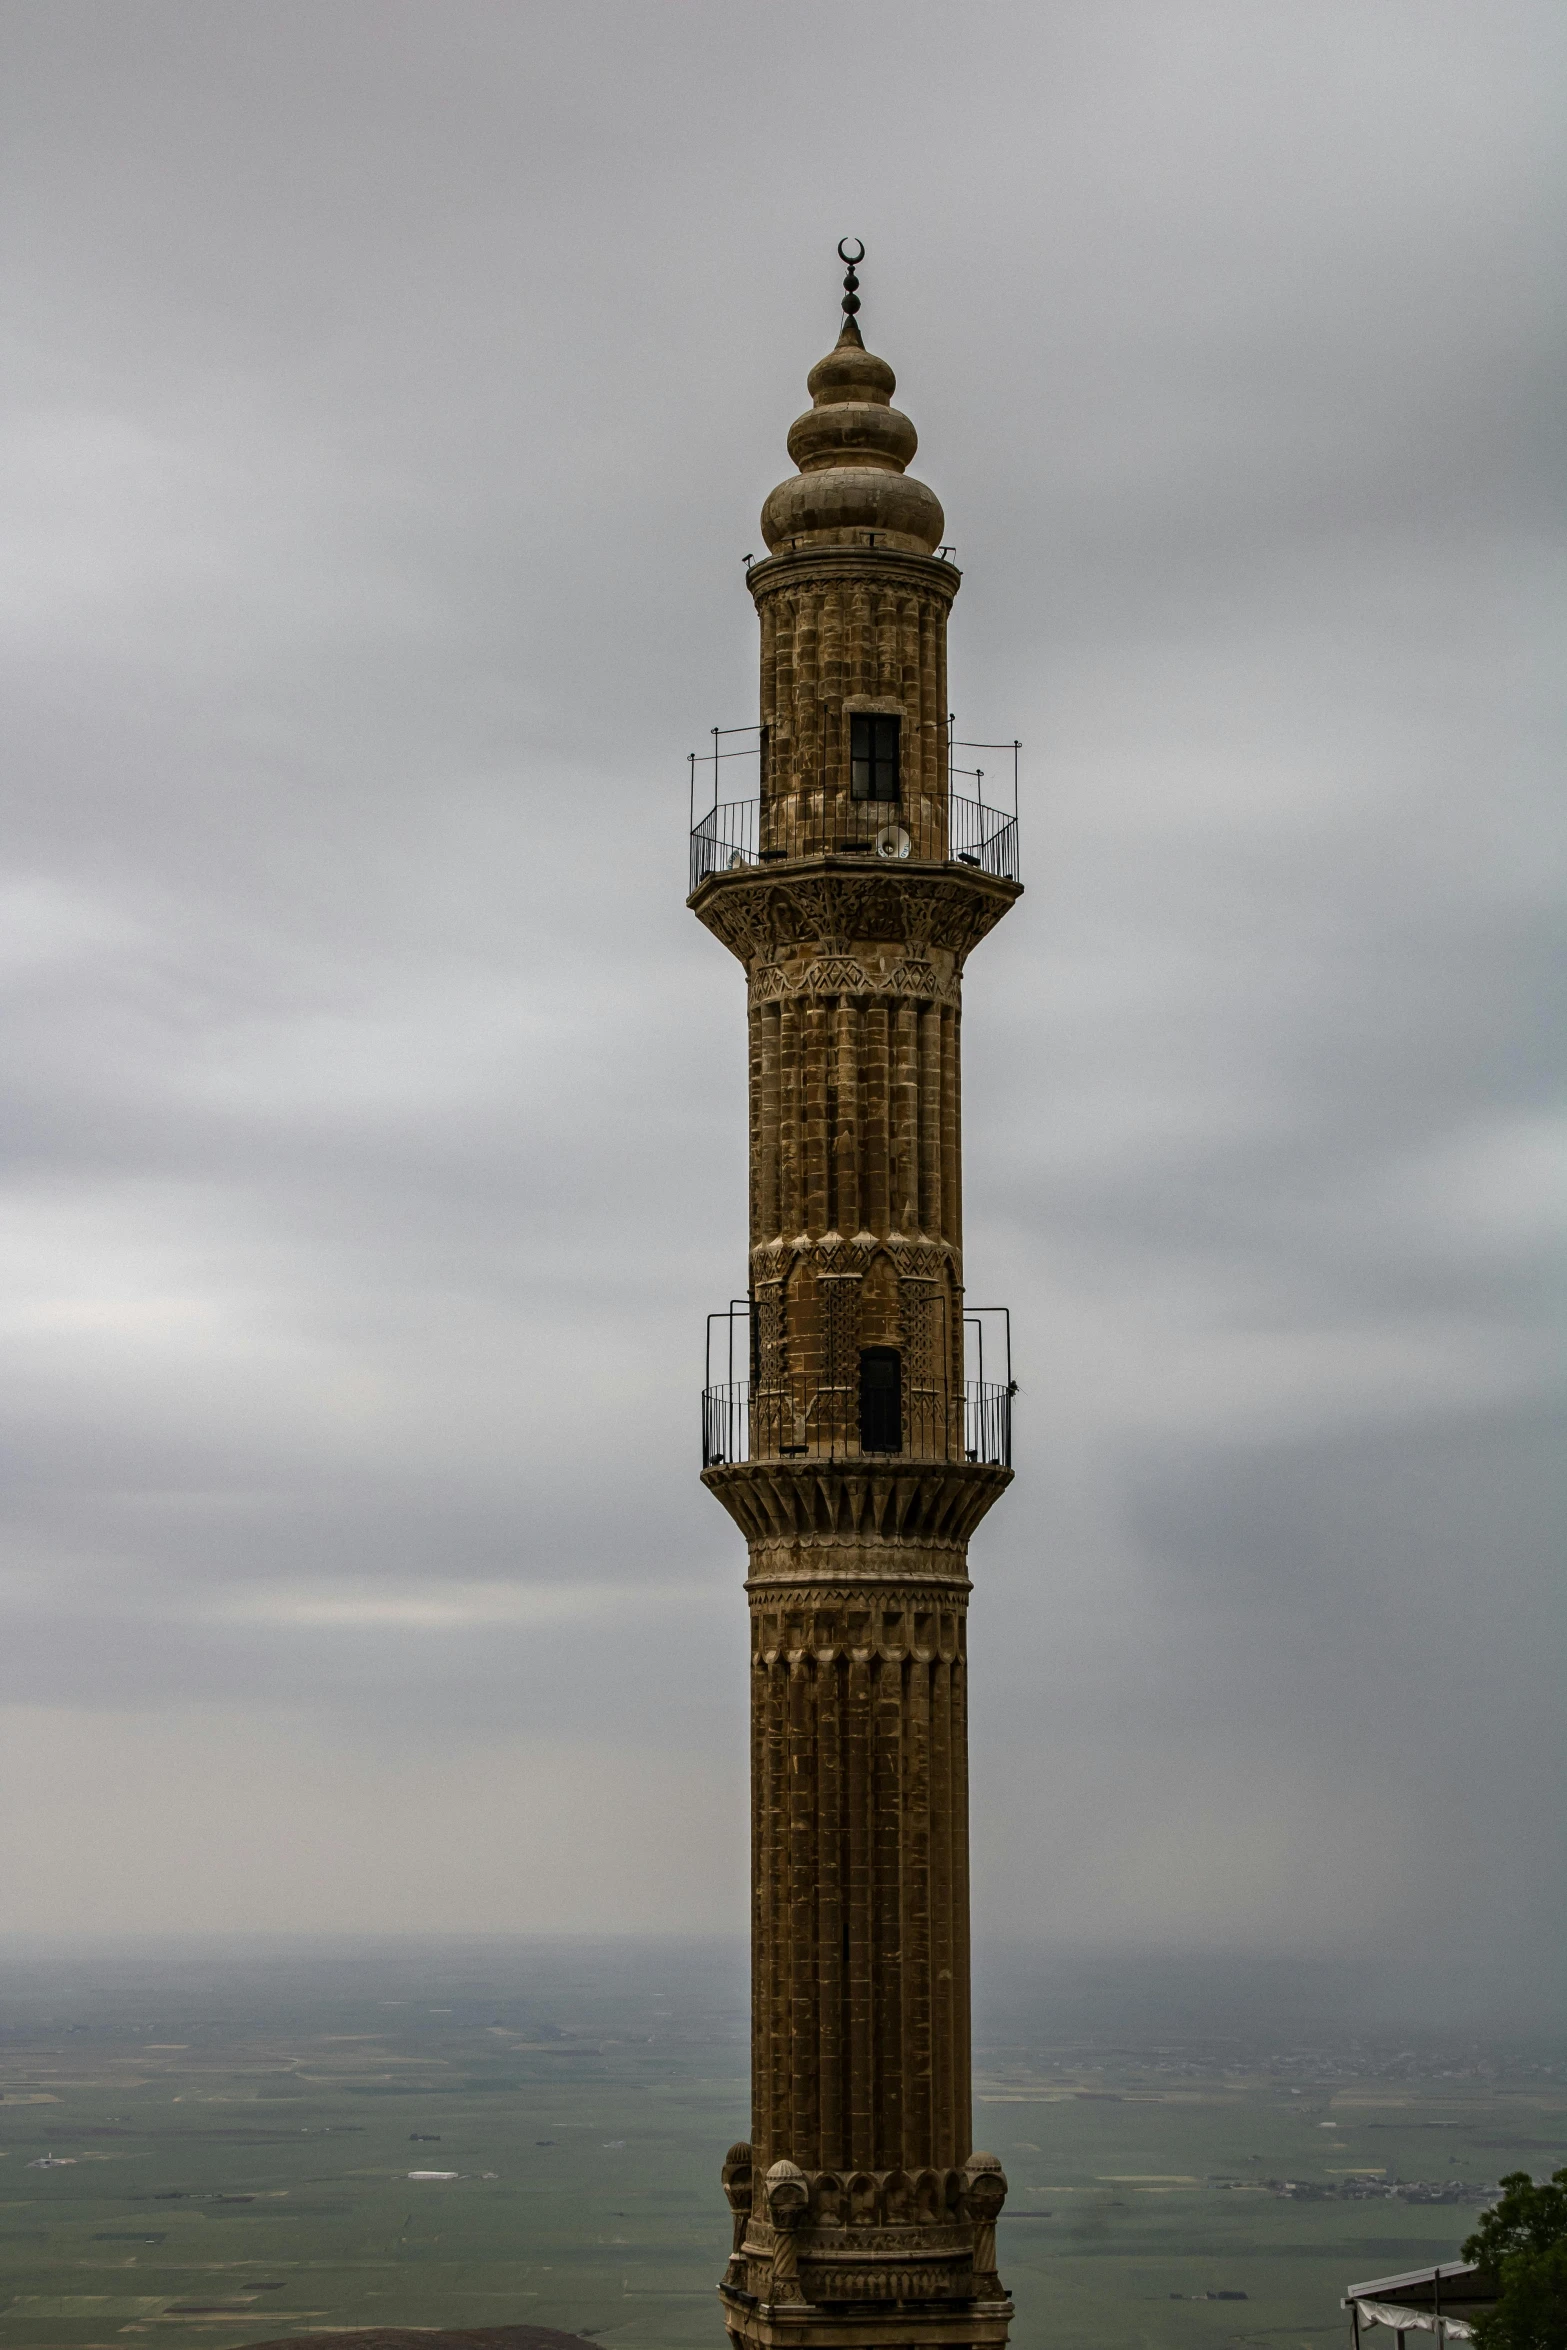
[2, 1930, 1562, 2044]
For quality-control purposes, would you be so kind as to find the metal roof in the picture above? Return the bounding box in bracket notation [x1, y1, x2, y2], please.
[1344, 2262, 1497, 2310]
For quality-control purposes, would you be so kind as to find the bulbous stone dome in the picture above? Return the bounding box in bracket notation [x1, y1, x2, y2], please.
[761, 319, 945, 556]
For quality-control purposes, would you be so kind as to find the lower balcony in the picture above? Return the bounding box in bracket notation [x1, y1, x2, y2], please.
[701, 1376, 1013, 1473]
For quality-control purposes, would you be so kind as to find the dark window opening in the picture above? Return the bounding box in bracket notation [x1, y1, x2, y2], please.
[859, 1347, 903, 1454]
[850, 712, 900, 802]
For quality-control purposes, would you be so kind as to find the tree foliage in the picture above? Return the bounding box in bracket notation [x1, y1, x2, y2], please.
[1463, 2169, 1567, 2350]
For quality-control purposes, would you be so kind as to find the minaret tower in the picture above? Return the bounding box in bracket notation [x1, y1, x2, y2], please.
[690, 244, 1020, 2350]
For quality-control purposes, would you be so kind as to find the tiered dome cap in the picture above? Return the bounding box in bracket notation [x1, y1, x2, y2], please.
[760, 256, 945, 557]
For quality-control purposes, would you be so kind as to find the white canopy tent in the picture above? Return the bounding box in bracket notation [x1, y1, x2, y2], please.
[1345, 2262, 1497, 2350]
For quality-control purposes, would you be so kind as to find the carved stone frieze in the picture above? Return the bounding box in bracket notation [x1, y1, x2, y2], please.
[720, 2302, 1014, 2350]
[749, 953, 961, 1008]
[884, 956, 955, 1001]
[747, 543, 962, 601]
[750, 1589, 967, 1665]
[750, 1231, 959, 1281]
[693, 861, 1020, 966]
[745, 1550, 971, 1589]
[704, 1457, 1011, 1547]
[795, 2266, 966, 2303]
[719, 2299, 1014, 2350]
[802, 2230, 970, 2256]
[725, 2158, 1009, 2313]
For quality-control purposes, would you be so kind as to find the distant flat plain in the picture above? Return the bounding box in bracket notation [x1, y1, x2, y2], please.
[1, 1942, 1561, 2350]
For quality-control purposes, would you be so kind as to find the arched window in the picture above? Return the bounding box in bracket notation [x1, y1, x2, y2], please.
[850, 713, 900, 802]
[858, 1347, 902, 1454]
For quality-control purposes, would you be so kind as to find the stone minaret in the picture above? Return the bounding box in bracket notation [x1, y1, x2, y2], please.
[690, 245, 1020, 2350]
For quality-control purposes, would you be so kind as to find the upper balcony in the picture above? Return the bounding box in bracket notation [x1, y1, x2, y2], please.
[687, 724, 1021, 897]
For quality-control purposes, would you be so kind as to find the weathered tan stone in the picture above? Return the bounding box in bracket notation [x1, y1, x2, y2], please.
[691, 288, 1019, 2350]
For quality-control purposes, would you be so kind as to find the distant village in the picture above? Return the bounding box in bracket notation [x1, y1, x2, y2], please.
[1259, 2175, 1497, 2204]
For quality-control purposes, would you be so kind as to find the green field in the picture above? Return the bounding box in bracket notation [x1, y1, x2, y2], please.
[1, 1943, 1561, 2350]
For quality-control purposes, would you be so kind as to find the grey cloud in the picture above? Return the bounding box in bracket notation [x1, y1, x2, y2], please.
[0, 0, 1560, 2006]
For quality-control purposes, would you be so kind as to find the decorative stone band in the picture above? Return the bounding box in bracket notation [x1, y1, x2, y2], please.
[787, 2259, 973, 2305]
[703, 1458, 1012, 1546]
[729, 2154, 1010, 2309]
[746, 544, 962, 601]
[692, 864, 1020, 966]
[717, 2296, 1015, 2350]
[745, 1548, 972, 1588]
[750, 955, 961, 1009]
[751, 1233, 958, 1283]
[749, 1587, 969, 1666]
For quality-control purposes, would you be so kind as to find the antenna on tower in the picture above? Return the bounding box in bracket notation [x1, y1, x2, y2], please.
[837, 237, 864, 322]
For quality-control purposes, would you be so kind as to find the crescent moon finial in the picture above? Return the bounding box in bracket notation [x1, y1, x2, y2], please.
[837, 236, 865, 322]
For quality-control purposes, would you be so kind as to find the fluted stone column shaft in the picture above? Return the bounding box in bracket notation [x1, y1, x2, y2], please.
[746, 981, 964, 1250]
[749, 1579, 971, 2177]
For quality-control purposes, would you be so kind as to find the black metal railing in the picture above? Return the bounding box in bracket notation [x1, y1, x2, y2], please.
[702, 1379, 751, 1470]
[701, 1300, 1014, 1470]
[690, 790, 1017, 891]
[686, 722, 1023, 892]
[690, 795, 758, 891]
[699, 1377, 1013, 1470]
[963, 1379, 1012, 1468]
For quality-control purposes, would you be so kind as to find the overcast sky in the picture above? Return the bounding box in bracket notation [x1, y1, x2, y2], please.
[0, 1, 1560, 2016]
